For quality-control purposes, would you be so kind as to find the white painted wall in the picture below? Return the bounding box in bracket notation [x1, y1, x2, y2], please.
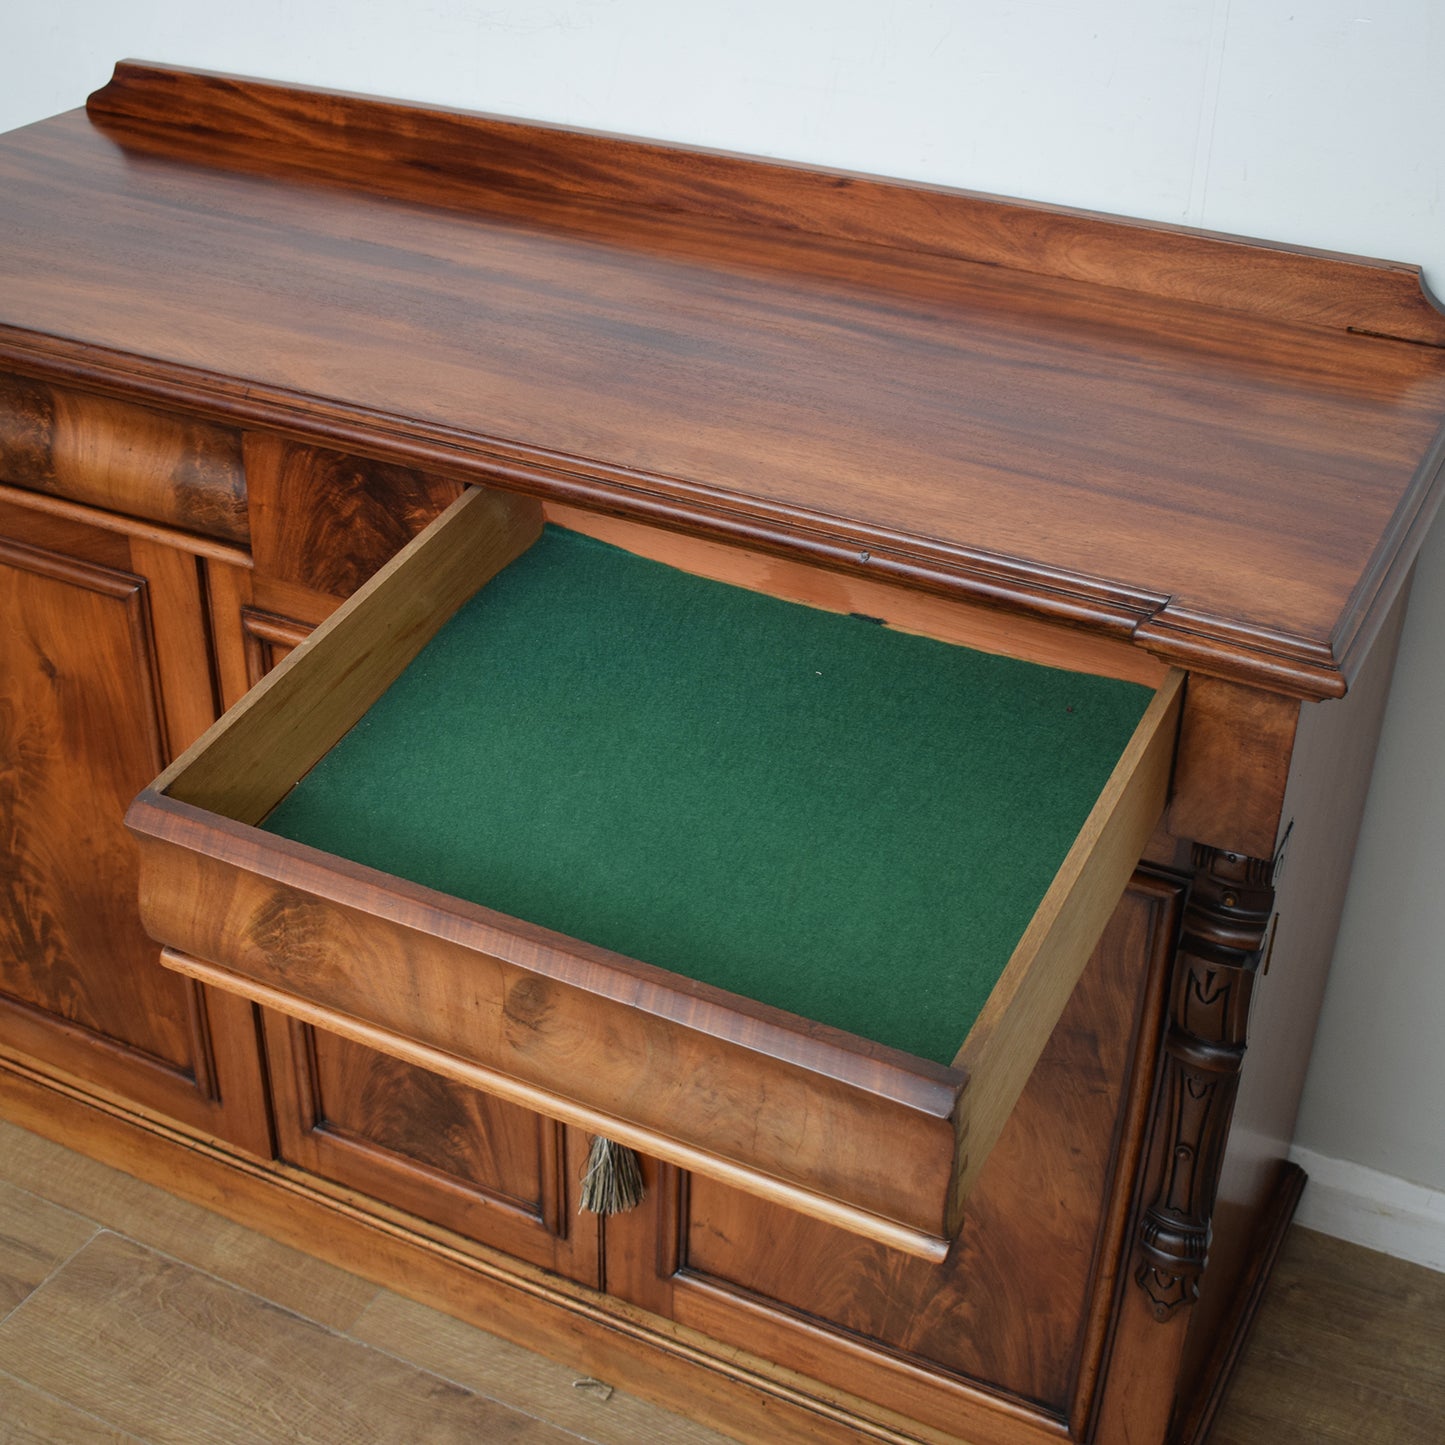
[6, 2, 1444, 1252]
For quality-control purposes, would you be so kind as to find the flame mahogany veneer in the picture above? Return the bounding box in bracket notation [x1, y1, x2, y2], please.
[2, 61, 1443, 1445]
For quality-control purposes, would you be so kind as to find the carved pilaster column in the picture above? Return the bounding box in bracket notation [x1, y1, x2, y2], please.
[1135, 844, 1275, 1321]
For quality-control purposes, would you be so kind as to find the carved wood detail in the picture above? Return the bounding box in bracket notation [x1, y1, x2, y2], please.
[600, 879, 1185, 1435]
[1135, 844, 1276, 1321]
[4, 65, 1435, 1439]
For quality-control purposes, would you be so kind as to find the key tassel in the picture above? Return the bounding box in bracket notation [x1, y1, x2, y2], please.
[578, 1135, 645, 1215]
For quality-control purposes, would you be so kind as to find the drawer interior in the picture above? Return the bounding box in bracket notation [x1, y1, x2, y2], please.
[131, 485, 1181, 1254]
[260, 523, 1154, 1067]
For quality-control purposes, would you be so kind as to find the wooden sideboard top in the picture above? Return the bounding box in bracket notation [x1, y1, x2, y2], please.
[3, 61, 1444, 698]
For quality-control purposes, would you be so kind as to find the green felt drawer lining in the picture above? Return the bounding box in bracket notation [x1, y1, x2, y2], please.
[261, 526, 1151, 1066]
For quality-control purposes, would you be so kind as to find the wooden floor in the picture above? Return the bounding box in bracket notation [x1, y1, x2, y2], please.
[0, 1119, 729, 1445]
[1208, 1221, 1445, 1444]
[0, 1117, 1440, 1444]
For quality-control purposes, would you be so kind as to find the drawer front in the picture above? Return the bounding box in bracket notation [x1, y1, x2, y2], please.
[0, 373, 248, 543]
[127, 485, 1182, 1258]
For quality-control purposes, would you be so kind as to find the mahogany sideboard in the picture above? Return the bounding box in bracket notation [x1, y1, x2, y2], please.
[3, 63, 1445, 1445]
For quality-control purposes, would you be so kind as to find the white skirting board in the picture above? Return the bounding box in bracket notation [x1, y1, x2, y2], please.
[1289, 1146, 1445, 1273]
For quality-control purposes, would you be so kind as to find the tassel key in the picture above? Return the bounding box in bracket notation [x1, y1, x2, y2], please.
[579, 1136, 645, 1215]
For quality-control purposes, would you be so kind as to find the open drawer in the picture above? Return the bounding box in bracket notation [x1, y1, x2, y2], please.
[126, 485, 1182, 1260]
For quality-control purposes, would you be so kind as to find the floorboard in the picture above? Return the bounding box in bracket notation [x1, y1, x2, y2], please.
[0, 1118, 1439, 1444]
[0, 1370, 144, 1445]
[0, 1178, 95, 1321]
[0, 1231, 577, 1445]
[1209, 1226, 1445, 1444]
[0, 1120, 730, 1445]
[0, 1122, 376, 1333]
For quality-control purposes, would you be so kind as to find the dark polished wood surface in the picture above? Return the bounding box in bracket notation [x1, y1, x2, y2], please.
[1, 64, 1443, 695]
[4, 65, 1445, 1445]
[124, 484, 1180, 1258]
[81, 64, 1445, 348]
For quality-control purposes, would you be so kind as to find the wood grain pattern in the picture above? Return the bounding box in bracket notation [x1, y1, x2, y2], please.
[1092, 875, 1292, 1443]
[0, 372, 247, 543]
[0, 1179, 95, 1319]
[0, 1075, 966, 1445]
[245, 575, 346, 634]
[1089, 935, 1299, 1443]
[127, 536, 216, 757]
[1169, 677, 1300, 858]
[0, 493, 133, 571]
[0, 1232, 579, 1444]
[1210, 1229, 1445, 1445]
[1, 63, 1439, 1445]
[131, 491, 966, 1249]
[602, 877, 1185, 1435]
[262, 1015, 602, 1283]
[131, 489, 1179, 1254]
[18, 1048, 1439, 1445]
[204, 562, 257, 713]
[238, 608, 311, 682]
[0, 506, 271, 1155]
[0, 1119, 375, 1334]
[1067, 870, 1185, 1442]
[0, 1138, 709, 1445]
[352, 1287, 739, 1445]
[5, 1114, 1439, 1445]
[1092, 1273, 1192, 1445]
[296, 1024, 560, 1214]
[1173, 1161, 1304, 1445]
[148, 925, 964, 1258]
[2, 72, 1443, 695]
[0, 533, 182, 1065]
[0, 482, 252, 567]
[0, 1373, 144, 1444]
[1172, 588, 1413, 1436]
[86, 62, 1445, 347]
[219, 583, 599, 1280]
[205, 571, 326, 715]
[245, 434, 463, 598]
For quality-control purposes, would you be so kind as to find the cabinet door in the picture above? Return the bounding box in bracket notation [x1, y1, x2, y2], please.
[0, 499, 269, 1151]
[218, 584, 600, 1284]
[263, 1015, 600, 1280]
[601, 875, 1184, 1442]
